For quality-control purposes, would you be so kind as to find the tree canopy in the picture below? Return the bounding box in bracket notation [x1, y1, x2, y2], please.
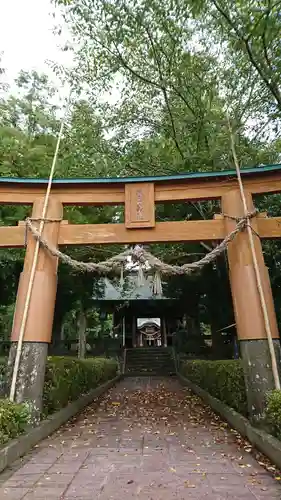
[0, 0, 281, 356]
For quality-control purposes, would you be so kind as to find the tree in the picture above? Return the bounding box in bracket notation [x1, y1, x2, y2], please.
[54, 0, 281, 352]
[57, 0, 280, 175]
[0, 69, 124, 349]
[3, 0, 281, 357]
[208, 1, 281, 121]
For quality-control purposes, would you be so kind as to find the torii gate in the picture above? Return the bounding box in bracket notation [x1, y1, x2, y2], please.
[1, 164, 281, 421]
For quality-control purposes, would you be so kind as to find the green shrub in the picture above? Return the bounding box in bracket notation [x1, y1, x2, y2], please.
[0, 356, 118, 443]
[0, 399, 30, 444]
[43, 356, 118, 415]
[181, 359, 247, 415]
[0, 358, 7, 395]
[265, 390, 281, 439]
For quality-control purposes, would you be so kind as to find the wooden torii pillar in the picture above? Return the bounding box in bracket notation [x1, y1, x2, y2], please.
[8, 197, 63, 421]
[222, 190, 281, 421]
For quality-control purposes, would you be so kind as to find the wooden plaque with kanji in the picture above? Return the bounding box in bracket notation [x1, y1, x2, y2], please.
[125, 182, 155, 229]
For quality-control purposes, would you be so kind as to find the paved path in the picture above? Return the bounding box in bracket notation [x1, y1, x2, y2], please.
[0, 377, 281, 499]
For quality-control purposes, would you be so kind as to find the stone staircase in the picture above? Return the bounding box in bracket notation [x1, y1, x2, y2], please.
[124, 347, 176, 376]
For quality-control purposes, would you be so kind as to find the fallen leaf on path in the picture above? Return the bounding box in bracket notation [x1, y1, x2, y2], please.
[184, 481, 196, 488]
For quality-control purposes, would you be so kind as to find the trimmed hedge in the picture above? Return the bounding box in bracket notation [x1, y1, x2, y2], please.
[0, 356, 118, 444]
[265, 390, 281, 440]
[180, 359, 248, 416]
[180, 360, 281, 442]
[43, 356, 118, 415]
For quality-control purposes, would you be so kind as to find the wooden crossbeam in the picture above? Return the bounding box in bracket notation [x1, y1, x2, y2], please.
[1, 217, 281, 248]
[59, 219, 224, 245]
[1, 173, 281, 205]
[0, 226, 25, 247]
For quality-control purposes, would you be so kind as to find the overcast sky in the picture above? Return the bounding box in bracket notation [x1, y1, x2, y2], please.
[0, 0, 72, 87]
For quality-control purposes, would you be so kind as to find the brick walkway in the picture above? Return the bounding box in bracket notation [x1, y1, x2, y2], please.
[0, 377, 280, 499]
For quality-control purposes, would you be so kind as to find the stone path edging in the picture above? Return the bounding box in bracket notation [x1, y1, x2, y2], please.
[178, 373, 281, 469]
[0, 374, 122, 474]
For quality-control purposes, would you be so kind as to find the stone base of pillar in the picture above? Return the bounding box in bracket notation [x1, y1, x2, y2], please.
[240, 339, 281, 423]
[7, 342, 48, 424]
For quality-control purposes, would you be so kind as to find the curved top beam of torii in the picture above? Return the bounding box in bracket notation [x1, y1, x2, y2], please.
[1, 162, 281, 248]
[0, 163, 281, 205]
[1, 162, 281, 185]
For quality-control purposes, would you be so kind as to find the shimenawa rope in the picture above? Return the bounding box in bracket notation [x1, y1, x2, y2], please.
[25, 210, 257, 277]
[10, 102, 280, 400]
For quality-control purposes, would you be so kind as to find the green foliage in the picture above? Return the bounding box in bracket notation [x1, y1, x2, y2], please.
[0, 400, 30, 445]
[0, 305, 14, 341]
[0, 357, 7, 392]
[2, 0, 281, 365]
[53, 0, 281, 334]
[202, 0, 281, 125]
[0, 356, 117, 444]
[175, 329, 210, 358]
[59, 0, 280, 174]
[0, 69, 124, 339]
[43, 356, 118, 414]
[181, 359, 247, 415]
[265, 390, 281, 440]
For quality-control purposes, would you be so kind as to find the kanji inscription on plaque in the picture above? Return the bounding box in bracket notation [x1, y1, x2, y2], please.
[136, 188, 144, 220]
[125, 182, 155, 228]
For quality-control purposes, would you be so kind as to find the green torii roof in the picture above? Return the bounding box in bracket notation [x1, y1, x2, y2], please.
[1, 163, 281, 185]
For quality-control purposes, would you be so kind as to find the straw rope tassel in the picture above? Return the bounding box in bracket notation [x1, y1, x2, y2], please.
[137, 266, 145, 287]
[120, 265, 124, 287]
[153, 270, 163, 296]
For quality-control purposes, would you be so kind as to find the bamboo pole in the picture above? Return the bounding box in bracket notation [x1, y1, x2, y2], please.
[9, 97, 71, 402]
[227, 114, 280, 390]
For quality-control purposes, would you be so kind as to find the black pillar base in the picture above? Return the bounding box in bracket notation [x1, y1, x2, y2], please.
[7, 341, 48, 424]
[240, 339, 281, 423]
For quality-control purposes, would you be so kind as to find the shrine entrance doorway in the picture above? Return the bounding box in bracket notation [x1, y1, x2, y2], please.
[137, 318, 161, 347]
[93, 275, 182, 349]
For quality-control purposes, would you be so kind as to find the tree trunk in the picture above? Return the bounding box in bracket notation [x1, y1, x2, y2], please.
[206, 256, 235, 359]
[51, 293, 66, 352]
[60, 322, 65, 342]
[210, 320, 223, 359]
[77, 305, 87, 359]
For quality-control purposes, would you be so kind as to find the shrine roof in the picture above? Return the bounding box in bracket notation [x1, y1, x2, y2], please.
[1, 163, 281, 185]
[93, 276, 174, 302]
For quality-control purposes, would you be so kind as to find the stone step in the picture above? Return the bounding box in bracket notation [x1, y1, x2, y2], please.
[125, 348, 175, 375]
[126, 357, 172, 362]
[127, 359, 173, 366]
[126, 348, 172, 352]
[125, 348, 173, 354]
[126, 359, 174, 364]
[126, 366, 174, 370]
[126, 368, 174, 372]
[126, 350, 172, 355]
[127, 355, 172, 359]
[124, 371, 176, 377]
